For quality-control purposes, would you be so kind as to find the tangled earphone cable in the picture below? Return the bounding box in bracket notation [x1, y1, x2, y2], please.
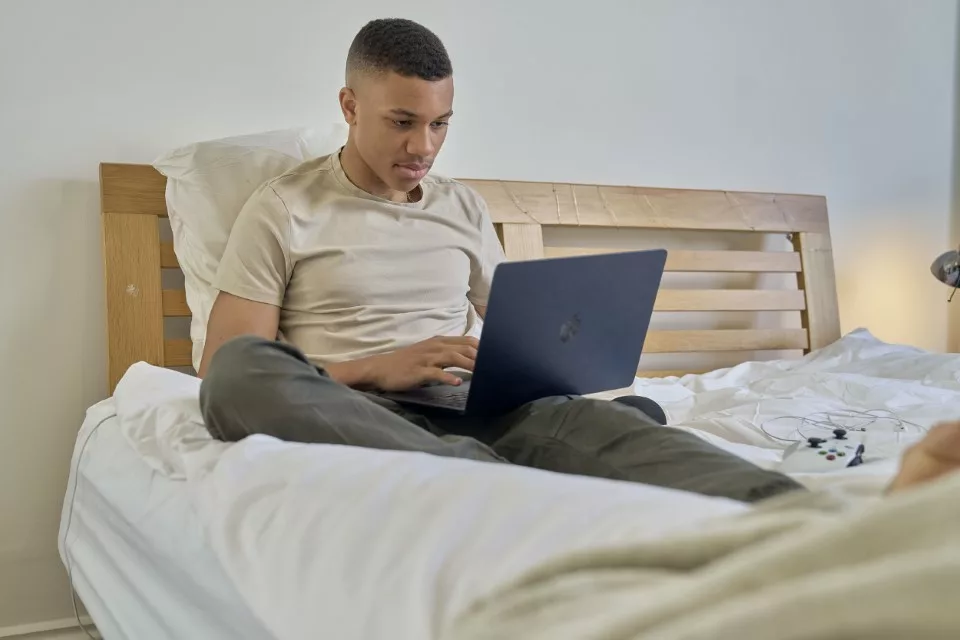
[760, 408, 927, 444]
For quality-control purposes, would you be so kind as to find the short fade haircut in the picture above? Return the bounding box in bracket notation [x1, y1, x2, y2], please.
[346, 18, 452, 84]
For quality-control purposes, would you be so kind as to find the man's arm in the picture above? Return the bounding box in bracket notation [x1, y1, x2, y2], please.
[198, 292, 280, 377]
[466, 187, 504, 317]
[197, 290, 375, 384]
[199, 291, 376, 385]
[198, 291, 477, 390]
[201, 183, 290, 378]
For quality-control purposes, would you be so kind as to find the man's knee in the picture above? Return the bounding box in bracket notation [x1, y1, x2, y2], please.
[199, 336, 295, 441]
[510, 396, 661, 440]
[201, 335, 277, 400]
[612, 395, 667, 425]
[553, 396, 663, 430]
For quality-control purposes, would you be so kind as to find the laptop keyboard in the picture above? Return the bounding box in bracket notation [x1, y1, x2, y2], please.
[424, 389, 469, 410]
[398, 384, 470, 410]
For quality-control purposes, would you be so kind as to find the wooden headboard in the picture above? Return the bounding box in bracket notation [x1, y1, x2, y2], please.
[100, 163, 841, 393]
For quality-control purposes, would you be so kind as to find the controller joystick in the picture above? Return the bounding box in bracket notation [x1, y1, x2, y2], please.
[781, 431, 866, 473]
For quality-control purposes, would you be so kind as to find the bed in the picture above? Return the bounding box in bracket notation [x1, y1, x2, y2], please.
[59, 163, 960, 639]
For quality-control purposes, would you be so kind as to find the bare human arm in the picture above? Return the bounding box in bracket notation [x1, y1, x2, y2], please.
[198, 291, 280, 378]
[339, 336, 479, 390]
[199, 291, 479, 389]
[466, 187, 502, 322]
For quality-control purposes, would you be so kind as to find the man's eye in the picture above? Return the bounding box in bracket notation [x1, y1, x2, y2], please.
[431, 121, 449, 129]
[393, 120, 413, 128]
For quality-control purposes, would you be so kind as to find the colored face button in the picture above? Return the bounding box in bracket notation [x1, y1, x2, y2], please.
[826, 454, 836, 461]
[819, 451, 827, 455]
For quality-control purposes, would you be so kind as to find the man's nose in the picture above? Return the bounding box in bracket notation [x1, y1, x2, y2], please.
[406, 126, 435, 158]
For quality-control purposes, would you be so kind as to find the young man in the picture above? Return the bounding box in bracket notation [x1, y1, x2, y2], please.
[198, 18, 802, 503]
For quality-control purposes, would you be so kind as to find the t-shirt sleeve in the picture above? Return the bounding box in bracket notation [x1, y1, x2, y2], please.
[214, 184, 292, 306]
[467, 191, 506, 307]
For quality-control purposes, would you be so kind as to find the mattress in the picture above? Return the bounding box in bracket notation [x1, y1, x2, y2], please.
[58, 399, 271, 640]
[59, 329, 960, 639]
[60, 376, 751, 639]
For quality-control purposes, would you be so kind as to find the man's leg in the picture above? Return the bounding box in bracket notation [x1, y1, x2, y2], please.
[486, 396, 804, 503]
[199, 336, 503, 463]
[612, 395, 667, 425]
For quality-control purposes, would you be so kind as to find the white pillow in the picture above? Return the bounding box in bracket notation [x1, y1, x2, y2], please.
[153, 125, 348, 370]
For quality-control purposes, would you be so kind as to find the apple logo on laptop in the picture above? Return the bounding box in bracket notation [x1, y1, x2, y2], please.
[559, 313, 582, 344]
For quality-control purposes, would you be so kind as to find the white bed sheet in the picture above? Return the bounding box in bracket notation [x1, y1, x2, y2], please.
[59, 329, 960, 639]
[632, 328, 960, 492]
[58, 399, 271, 640]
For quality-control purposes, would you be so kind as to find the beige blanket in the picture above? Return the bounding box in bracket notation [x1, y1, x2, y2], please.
[447, 472, 960, 639]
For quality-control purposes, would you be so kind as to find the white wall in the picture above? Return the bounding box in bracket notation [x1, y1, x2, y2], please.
[1, 0, 957, 631]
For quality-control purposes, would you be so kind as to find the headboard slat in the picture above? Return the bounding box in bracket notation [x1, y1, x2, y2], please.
[464, 179, 829, 233]
[498, 223, 545, 260]
[645, 329, 809, 353]
[102, 212, 165, 389]
[544, 248, 802, 273]
[164, 339, 193, 368]
[160, 242, 179, 269]
[793, 232, 842, 352]
[101, 163, 168, 216]
[654, 290, 805, 312]
[637, 368, 710, 379]
[162, 289, 191, 316]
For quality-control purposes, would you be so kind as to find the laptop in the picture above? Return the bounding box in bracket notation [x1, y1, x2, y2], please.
[378, 249, 667, 417]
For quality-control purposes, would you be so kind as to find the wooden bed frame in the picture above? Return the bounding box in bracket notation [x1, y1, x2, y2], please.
[100, 163, 841, 393]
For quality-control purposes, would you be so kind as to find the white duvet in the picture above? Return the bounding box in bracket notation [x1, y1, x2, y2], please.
[106, 329, 960, 639]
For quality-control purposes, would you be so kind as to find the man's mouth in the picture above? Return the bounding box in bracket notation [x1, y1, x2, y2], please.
[395, 163, 430, 180]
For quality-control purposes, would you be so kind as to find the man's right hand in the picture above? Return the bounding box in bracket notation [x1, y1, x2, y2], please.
[328, 336, 479, 391]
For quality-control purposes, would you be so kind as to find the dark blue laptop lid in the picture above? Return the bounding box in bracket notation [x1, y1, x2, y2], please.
[467, 249, 667, 415]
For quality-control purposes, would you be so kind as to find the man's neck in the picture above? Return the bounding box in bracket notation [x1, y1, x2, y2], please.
[339, 140, 410, 203]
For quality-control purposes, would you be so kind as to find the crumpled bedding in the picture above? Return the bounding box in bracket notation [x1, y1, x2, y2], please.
[107, 328, 960, 639]
[447, 471, 960, 639]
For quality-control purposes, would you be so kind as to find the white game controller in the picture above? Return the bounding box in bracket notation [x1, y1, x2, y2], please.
[778, 429, 866, 473]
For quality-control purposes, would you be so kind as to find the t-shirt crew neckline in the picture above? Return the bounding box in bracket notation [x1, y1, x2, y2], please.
[332, 148, 427, 208]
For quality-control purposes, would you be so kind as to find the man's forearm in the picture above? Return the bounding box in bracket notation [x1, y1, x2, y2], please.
[325, 356, 378, 389]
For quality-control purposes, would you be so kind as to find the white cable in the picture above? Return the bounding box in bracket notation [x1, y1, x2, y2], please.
[62, 412, 116, 640]
[760, 408, 927, 444]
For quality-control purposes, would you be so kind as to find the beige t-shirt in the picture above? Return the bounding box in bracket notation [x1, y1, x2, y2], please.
[215, 152, 505, 367]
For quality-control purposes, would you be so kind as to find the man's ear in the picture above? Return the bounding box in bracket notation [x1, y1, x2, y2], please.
[339, 87, 358, 125]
